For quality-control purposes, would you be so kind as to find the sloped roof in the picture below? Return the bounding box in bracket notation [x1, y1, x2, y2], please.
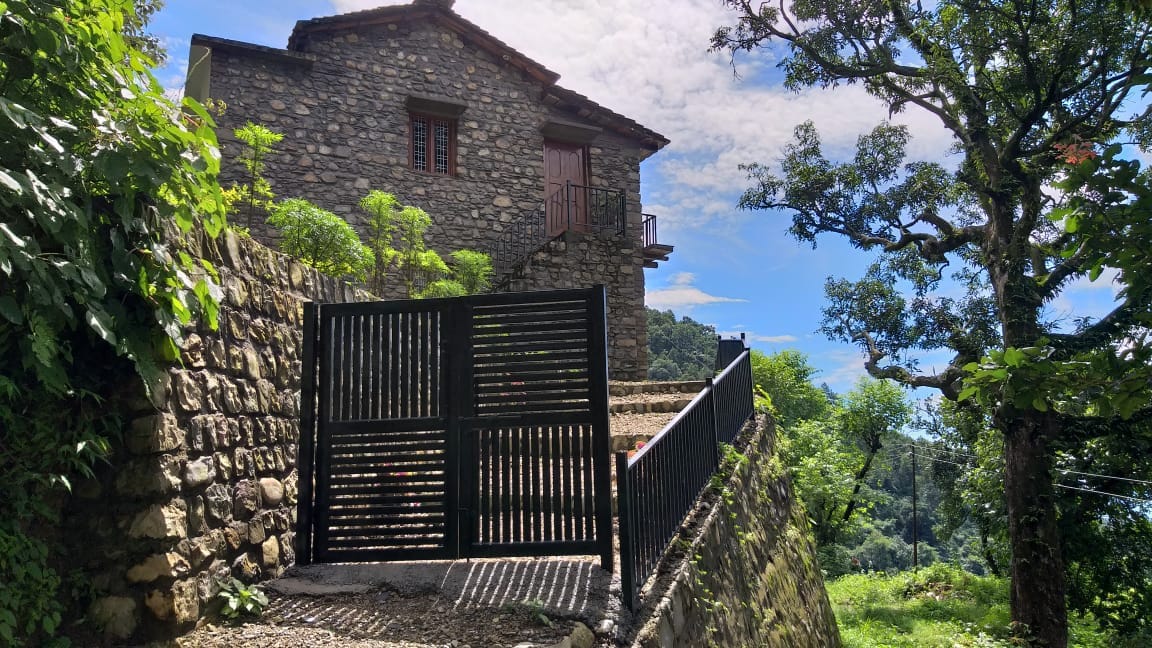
[286, 0, 669, 151]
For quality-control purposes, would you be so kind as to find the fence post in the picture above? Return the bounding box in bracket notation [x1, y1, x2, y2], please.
[589, 286, 614, 571]
[616, 451, 636, 611]
[296, 302, 318, 566]
[706, 377, 721, 473]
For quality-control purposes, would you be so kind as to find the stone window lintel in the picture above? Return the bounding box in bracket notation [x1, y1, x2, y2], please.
[404, 94, 469, 119]
[540, 118, 602, 144]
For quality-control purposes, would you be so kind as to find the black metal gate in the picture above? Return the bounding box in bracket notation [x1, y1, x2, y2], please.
[296, 287, 613, 568]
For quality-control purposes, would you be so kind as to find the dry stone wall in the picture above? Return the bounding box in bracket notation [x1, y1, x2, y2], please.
[507, 230, 648, 380]
[629, 416, 841, 648]
[71, 230, 370, 642]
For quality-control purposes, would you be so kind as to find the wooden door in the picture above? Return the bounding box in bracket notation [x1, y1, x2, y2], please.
[544, 140, 588, 236]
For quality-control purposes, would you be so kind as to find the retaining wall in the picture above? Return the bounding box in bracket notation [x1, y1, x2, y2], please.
[71, 230, 369, 641]
[629, 416, 841, 648]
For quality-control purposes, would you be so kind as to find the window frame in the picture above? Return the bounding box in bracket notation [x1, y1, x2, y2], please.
[408, 111, 457, 176]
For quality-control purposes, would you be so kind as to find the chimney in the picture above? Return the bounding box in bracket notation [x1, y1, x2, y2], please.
[414, 0, 456, 9]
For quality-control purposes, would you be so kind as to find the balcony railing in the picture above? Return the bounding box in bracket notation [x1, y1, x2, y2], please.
[489, 183, 628, 285]
[546, 182, 626, 237]
[641, 213, 674, 268]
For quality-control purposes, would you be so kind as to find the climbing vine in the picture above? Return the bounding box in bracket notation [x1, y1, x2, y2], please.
[0, 0, 226, 641]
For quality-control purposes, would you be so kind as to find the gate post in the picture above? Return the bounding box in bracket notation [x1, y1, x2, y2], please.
[296, 301, 319, 566]
[588, 286, 614, 571]
[445, 301, 474, 558]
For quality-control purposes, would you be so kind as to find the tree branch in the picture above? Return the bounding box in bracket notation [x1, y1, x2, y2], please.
[854, 330, 967, 399]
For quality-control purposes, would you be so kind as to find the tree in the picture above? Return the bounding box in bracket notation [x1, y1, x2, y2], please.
[267, 198, 374, 280]
[778, 377, 910, 547]
[229, 122, 282, 230]
[0, 0, 225, 639]
[713, 2, 1151, 644]
[358, 190, 492, 298]
[646, 308, 717, 380]
[750, 349, 831, 428]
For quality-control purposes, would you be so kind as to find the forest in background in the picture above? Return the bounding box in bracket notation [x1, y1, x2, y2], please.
[648, 308, 1152, 645]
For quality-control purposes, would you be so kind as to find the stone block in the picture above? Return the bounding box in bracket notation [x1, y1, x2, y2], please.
[232, 552, 261, 581]
[126, 413, 183, 455]
[259, 477, 285, 507]
[175, 371, 203, 412]
[261, 536, 280, 567]
[183, 457, 216, 489]
[247, 517, 266, 544]
[115, 454, 182, 496]
[89, 596, 137, 640]
[233, 479, 259, 521]
[173, 578, 200, 624]
[127, 551, 190, 583]
[204, 483, 233, 525]
[145, 588, 175, 620]
[128, 499, 188, 540]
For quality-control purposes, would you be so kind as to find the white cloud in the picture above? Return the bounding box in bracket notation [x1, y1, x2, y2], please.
[646, 273, 744, 310]
[717, 331, 799, 344]
[329, 0, 958, 236]
[818, 349, 869, 391]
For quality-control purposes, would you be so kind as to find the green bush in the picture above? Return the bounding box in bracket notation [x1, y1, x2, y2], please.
[267, 198, 374, 280]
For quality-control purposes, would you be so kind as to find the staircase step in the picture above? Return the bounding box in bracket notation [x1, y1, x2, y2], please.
[609, 380, 706, 396]
[609, 397, 694, 414]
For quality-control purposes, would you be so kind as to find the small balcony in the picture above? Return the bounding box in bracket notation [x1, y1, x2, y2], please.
[642, 214, 674, 268]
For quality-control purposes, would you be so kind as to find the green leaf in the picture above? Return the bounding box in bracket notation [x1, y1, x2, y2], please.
[0, 296, 22, 324]
[84, 308, 117, 345]
[1003, 347, 1026, 367]
[0, 168, 24, 195]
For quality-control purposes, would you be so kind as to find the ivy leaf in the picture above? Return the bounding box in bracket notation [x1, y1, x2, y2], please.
[84, 308, 117, 345]
[0, 168, 24, 195]
[0, 296, 22, 324]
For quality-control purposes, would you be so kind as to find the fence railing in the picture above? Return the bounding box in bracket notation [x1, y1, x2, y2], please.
[491, 193, 551, 280]
[546, 182, 627, 238]
[489, 183, 628, 285]
[642, 213, 658, 248]
[616, 346, 754, 610]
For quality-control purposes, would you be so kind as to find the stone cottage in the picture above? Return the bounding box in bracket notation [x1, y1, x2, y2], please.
[185, 0, 673, 380]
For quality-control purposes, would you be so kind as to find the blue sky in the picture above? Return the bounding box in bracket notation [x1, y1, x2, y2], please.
[149, 0, 1122, 395]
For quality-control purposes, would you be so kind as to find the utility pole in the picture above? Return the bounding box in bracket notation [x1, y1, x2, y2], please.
[911, 445, 919, 571]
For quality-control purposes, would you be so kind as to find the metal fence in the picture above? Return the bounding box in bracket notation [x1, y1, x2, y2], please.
[615, 346, 754, 610]
[297, 287, 614, 568]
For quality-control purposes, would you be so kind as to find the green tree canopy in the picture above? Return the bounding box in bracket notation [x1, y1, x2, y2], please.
[750, 349, 831, 428]
[646, 308, 717, 381]
[714, 1, 1151, 644]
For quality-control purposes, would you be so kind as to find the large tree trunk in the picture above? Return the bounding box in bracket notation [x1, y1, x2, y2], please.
[999, 409, 1067, 648]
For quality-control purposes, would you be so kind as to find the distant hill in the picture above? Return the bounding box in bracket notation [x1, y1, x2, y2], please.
[646, 307, 717, 381]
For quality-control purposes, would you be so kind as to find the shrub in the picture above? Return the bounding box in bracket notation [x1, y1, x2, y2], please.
[267, 199, 373, 280]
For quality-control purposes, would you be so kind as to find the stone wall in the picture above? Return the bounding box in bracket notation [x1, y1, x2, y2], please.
[194, 10, 655, 377]
[71, 231, 370, 642]
[508, 230, 647, 381]
[629, 416, 841, 648]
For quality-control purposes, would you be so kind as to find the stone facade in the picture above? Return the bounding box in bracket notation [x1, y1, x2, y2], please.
[629, 416, 841, 648]
[188, 0, 667, 380]
[509, 231, 648, 379]
[71, 230, 371, 641]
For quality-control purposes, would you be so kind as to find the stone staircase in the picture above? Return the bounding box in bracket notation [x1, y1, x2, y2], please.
[608, 380, 706, 453]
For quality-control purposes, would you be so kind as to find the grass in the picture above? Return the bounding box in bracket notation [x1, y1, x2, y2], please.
[826, 564, 1115, 648]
